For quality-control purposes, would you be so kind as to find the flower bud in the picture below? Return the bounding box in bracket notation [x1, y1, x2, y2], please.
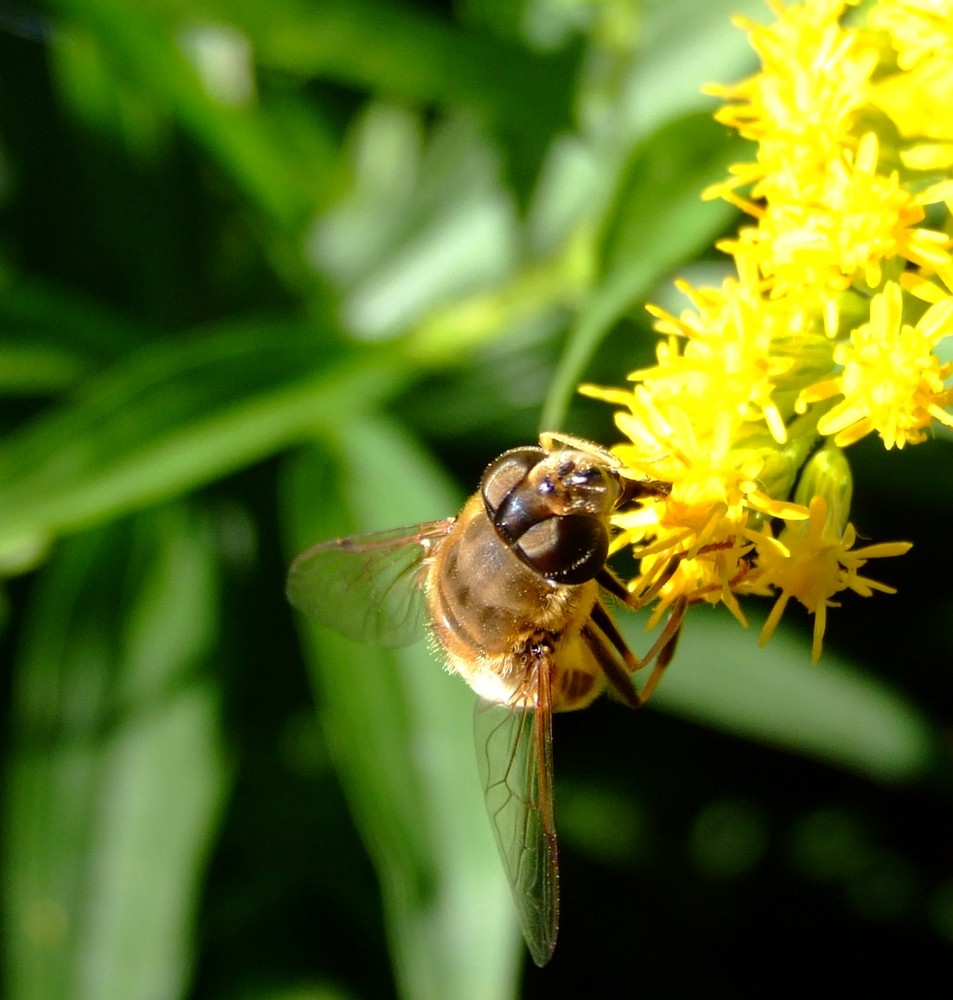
[794, 445, 853, 536]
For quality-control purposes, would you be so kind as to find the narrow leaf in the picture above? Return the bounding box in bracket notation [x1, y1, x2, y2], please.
[638, 611, 940, 785]
[0, 326, 412, 567]
[541, 112, 746, 429]
[2, 503, 230, 1000]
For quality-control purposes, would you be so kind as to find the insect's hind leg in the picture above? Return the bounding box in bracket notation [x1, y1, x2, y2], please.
[625, 594, 685, 706]
[581, 614, 639, 708]
[587, 594, 687, 708]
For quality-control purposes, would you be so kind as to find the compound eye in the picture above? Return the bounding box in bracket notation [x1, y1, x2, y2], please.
[516, 514, 609, 584]
[481, 447, 546, 515]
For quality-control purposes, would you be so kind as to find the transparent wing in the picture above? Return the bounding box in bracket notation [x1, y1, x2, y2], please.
[474, 677, 558, 967]
[286, 519, 455, 647]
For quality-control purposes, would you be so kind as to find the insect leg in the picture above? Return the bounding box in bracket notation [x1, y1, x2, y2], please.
[586, 595, 686, 707]
[625, 594, 686, 705]
[581, 618, 639, 708]
[602, 537, 742, 611]
[596, 565, 633, 603]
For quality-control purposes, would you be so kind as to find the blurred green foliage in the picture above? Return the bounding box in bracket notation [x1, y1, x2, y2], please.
[1, 1, 952, 998]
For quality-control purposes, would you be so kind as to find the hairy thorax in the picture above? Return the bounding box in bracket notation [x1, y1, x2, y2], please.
[425, 494, 605, 712]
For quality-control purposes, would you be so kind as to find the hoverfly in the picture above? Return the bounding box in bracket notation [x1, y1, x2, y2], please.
[286, 434, 684, 965]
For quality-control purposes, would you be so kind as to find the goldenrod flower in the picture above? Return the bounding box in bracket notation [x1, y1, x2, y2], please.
[723, 133, 953, 298]
[639, 275, 831, 445]
[798, 281, 953, 447]
[743, 495, 912, 662]
[871, 0, 953, 72]
[870, 1, 953, 168]
[583, 0, 944, 660]
[705, 0, 874, 198]
[580, 381, 810, 630]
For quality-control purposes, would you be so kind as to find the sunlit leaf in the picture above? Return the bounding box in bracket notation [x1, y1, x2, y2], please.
[311, 108, 520, 341]
[541, 112, 745, 428]
[643, 610, 941, 785]
[2, 503, 229, 1000]
[0, 326, 413, 567]
[622, 0, 766, 135]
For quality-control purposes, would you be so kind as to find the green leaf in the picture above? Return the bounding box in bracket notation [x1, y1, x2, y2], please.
[0, 325, 413, 568]
[638, 609, 941, 785]
[598, 112, 746, 284]
[2, 502, 229, 1000]
[48, 0, 322, 231]
[0, 343, 92, 396]
[282, 419, 520, 1000]
[541, 111, 746, 429]
[622, 0, 766, 135]
[311, 107, 521, 342]
[252, 0, 576, 136]
[241, 987, 357, 1000]
[0, 273, 144, 375]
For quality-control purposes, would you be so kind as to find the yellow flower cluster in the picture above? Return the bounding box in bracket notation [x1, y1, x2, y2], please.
[583, 0, 953, 659]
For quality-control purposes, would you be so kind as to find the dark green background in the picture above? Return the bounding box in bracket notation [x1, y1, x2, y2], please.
[1, 1, 952, 997]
